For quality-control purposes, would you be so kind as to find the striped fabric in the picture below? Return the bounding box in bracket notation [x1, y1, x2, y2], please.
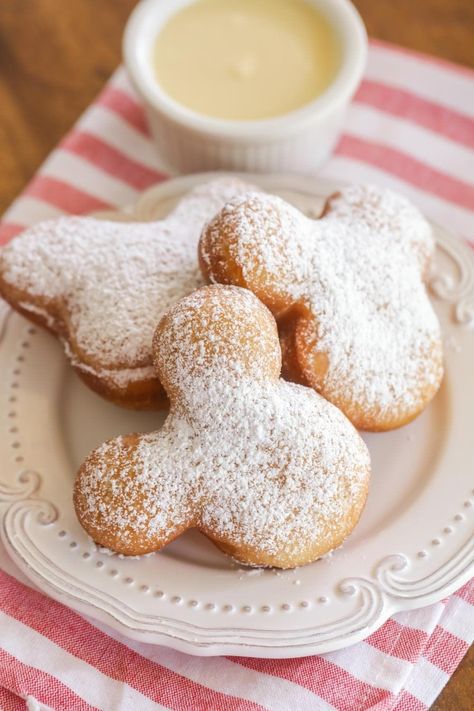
[0, 40, 473, 711]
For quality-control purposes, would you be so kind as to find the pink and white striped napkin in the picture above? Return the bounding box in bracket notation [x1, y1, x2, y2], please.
[0, 40, 473, 711]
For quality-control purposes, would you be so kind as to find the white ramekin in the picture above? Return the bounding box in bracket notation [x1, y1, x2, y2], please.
[123, 0, 367, 174]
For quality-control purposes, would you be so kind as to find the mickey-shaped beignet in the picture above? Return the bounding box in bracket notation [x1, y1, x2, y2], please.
[74, 285, 371, 568]
[200, 184, 444, 431]
[0, 178, 253, 409]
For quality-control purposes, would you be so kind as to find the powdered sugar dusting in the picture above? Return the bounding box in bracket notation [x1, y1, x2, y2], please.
[203, 185, 443, 422]
[76, 286, 370, 564]
[0, 178, 254, 384]
[153, 285, 282, 399]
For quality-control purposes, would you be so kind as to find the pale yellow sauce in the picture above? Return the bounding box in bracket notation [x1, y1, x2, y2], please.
[152, 0, 340, 121]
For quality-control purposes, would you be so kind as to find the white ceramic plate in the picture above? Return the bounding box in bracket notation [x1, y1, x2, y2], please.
[1, 174, 473, 658]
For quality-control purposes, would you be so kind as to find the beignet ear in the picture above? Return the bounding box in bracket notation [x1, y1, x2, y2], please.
[200, 193, 311, 317]
[153, 284, 281, 403]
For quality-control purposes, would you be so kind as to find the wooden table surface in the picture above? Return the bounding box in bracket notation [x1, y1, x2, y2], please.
[0, 1, 472, 707]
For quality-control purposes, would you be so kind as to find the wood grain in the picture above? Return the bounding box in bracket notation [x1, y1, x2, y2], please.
[0, 1, 472, 708]
[0, 0, 137, 214]
[353, 0, 474, 67]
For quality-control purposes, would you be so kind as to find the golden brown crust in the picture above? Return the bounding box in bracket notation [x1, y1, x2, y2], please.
[74, 285, 371, 568]
[199, 186, 444, 431]
[73, 367, 169, 410]
[74, 434, 193, 555]
[152, 285, 281, 401]
[0, 178, 256, 410]
[204, 480, 369, 569]
[0, 279, 169, 410]
[291, 316, 443, 432]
